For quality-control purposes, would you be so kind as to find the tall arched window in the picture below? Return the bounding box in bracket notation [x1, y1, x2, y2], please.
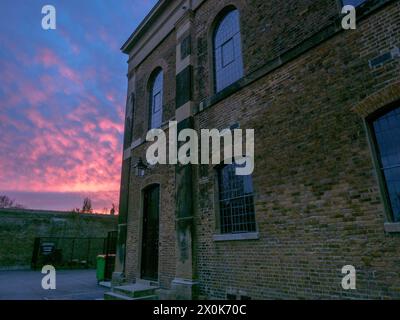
[213, 9, 244, 93]
[149, 69, 163, 129]
[370, 106, 400, 222]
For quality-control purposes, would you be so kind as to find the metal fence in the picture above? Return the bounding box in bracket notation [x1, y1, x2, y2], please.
[31, 237, 107, 270]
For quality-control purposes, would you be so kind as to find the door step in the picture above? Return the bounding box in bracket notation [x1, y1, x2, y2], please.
[136, 278, 159, 287]
[104, 282, 159, 300]
[104, 291, 157, 301]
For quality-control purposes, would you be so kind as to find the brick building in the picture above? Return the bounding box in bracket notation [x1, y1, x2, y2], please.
[111, 0, 400, 299]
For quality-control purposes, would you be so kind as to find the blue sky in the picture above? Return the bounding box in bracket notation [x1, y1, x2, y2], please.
[0, 0, 157, 212]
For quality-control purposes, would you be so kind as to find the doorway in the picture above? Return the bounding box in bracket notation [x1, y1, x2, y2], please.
[140, 184, 160, 281]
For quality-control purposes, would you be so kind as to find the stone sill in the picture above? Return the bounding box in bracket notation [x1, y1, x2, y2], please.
[213, 232, 260, 242]
[384, 223, 400, 233]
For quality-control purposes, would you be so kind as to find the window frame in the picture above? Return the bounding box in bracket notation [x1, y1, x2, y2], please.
[148, 68, 164, 130]
[365, 102, 400, 224]
[212, 8, 244, 94]
[213, 162, 258, 238]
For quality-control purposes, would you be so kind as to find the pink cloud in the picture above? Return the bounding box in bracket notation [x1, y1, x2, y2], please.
[35, 48, 82, 86]
[0, 14, 135, 211]
[99, 119, 124, 134]
[36, 48, 61, 67]
[106, 92, 116, 102]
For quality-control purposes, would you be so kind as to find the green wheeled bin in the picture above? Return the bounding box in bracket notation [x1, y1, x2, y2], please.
[96, 255, 106, 283]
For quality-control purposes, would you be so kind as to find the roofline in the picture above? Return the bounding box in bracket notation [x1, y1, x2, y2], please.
[121, 0, 169, 54]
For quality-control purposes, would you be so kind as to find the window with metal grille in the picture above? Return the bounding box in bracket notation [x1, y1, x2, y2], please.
[149, 69, 163, 129]
[370, 106, 400, 222]
[217, 163, 256, 234]
[213, 9, 244, 93]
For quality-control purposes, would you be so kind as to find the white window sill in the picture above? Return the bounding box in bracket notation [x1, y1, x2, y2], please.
[213, 232, 259, 242]
[384, 223, 400, 233]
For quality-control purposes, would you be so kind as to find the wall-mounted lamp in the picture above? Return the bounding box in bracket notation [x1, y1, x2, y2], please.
[134, 158, 148, 177]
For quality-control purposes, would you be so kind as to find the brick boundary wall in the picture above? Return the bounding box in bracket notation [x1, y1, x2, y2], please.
[0, 209, 117, 270]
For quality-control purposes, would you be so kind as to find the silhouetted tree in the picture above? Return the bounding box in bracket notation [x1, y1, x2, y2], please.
[110, 203, 116, 216]
[81, 197, 93, 214]
[0, 195, 25, 209]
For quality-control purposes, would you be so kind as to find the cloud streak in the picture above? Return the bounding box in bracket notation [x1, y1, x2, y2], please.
[0, 0, 157, 212]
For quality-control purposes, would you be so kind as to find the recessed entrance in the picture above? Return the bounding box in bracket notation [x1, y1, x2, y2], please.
[141, 184, 160, 281]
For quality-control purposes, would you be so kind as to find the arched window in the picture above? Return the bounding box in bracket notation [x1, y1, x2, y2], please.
[370, 106, 400, 222]
[149, 69, 163, 129]
[217, 162, 256, 234]
[213, 9, 244, 93]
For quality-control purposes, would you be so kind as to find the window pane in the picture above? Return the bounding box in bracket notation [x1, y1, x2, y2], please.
[214, 9, 244, 93]
[382, 167, 400, 222]
[153, 92, 161, 113]
[373, 107, 400, 221]
[150, 70, 163, 129]
[218, 163, 256, 234]
[221, 39, 235, 67]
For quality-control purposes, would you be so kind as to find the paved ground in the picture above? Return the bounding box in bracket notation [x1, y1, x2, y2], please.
[0, 269, 107, 300]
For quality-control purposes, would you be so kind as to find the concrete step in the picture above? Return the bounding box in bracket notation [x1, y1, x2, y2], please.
[136, 279, 159, 287]
[113, 283, 159, 299]
[104, 291, 158, 301]
[98, 281, 111, 289]
[104, 291, 134, 300]
[135, 295, 158, 300]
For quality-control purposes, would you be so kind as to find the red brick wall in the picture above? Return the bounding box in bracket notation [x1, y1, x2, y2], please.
[193, 0, 341, 103]
[131, 32, 176, 142]
[124, 140, 177, 289]
[124, 31, 177, 289]
[123, 0, 400, 299]
[193, 0, 400, 299]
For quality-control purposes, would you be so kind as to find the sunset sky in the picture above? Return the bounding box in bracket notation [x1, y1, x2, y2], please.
[0, 0, 157, 212]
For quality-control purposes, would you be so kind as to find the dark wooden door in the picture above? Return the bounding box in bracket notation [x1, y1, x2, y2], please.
[141, 185, 160, 281]
[105, 231, 117, 281]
